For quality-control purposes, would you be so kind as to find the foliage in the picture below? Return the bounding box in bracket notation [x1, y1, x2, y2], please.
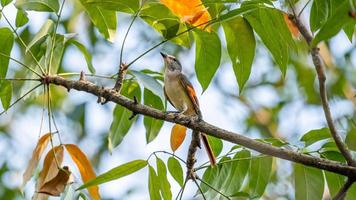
[0, 0, 355, 199]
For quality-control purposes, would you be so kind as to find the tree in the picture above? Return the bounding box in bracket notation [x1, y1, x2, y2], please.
[0, 0, 355, 199]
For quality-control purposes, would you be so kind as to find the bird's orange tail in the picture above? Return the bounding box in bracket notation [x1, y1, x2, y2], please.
[201, 133, 216, 166]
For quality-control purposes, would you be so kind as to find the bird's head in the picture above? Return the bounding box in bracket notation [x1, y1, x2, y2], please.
[160, 52, 182, 72]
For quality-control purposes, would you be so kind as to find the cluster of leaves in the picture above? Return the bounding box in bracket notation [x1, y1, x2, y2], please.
[0, 0, 355, 199]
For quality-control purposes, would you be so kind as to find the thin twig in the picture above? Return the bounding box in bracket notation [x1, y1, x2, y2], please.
[125, 19, 216, 68]
[0, 83, 42, 116]
[297, 0, 312, 17]
[176, 178, 188, 200]
[0, 52, 42, 77]
[48, 86, 62, 144]
[48, 0, 66, 74]
[38, 85, 46, 138]
[333, 178, 355, 200]
[0, 78, 41, 81]
[196, 176, 231, 200]
[146, 151, 186, 164]
[1, 11, 46, 75]
[196, 155, 269, 171]
[288, 2, 356, 167]
[57, 72, 116, 80]
[46, 85, 60, 168]
[192, 177, 207, 200]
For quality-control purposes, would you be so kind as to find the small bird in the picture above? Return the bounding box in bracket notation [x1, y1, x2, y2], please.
[161, 52, 216, 166]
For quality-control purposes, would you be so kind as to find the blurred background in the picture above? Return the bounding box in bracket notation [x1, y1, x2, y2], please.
[0, 0, 355, 199]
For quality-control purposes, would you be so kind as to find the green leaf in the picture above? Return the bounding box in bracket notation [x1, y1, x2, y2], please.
[68, 40, 95, 73]
[0, 81, 12, 110]
[346, 128, 356, 151]
[85, 0, 139, 13]
[15, 0, 59, 12]
[344, 21, 356, 42]
[216, 3, 263, 23]
[225, 150, 251, 196]
[0, 28, 14, 81]
[148, 165, 161, 200]
[156, 158, 172, 200]
[312, 1, 353, 46]
[15, 9, 29, 28]
[144, 89, 164, 143]
[309, 0, 329, 32]
[130, 70, 165, 104]
[140, 2, 190, 47]
[300, 127, 330, 147]
[79, 0, 117, 42]
[193, 29, 221, 91]
[248, 156, 272, 198]
[245, 8, 296, 76]
[48, 34, 65, 74]
[1, 0, 12, 6]
[294, 164, 324, 200]
[206, 136, 223, 157]
[324, 171, 345, 198]
[223, 16, 255, 93]
[167, 157, 184, 187]
[78, 160, 148, 189]
[201, 150, 251, 199]
[27, 19, 54, 51]
[108, 81, 141, 151]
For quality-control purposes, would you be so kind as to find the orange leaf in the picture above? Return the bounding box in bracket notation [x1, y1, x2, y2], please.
[283, 13, 300, 38]
[160, 0, 212, 31]
[38, 166, 72, 196]
[22, 133, 51, 189]
[34, 145, 64, 200]
[65, 144, 101, 200]
[170, 124, 187, 152]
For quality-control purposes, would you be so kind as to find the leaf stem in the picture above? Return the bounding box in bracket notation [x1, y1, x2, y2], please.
[46, 85, 60, 168]
[0, 83, 42, 116]
[125, 19, 216, 68]
[0, 52, 42, 77]
[57, 72, 116, 80]
[196, 176, 231, 200]
[0, 78, 41, 81]
[1, 11, 46, 75]
[192, 177, 207, 200]
[196, 155, 268, 171]
[48, 0, 66, 74]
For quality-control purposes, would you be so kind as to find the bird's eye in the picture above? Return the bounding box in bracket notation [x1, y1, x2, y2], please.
[172, 58, 177, 61]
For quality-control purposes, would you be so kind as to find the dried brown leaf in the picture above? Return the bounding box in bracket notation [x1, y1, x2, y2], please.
[33, 145, 64, 200]
[22, 133, 51, 189]
[65, 144, 101, 200]
[38, 166, 71, 196]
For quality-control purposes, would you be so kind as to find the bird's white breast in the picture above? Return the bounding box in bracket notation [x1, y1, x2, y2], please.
[164, 70, 194, 114]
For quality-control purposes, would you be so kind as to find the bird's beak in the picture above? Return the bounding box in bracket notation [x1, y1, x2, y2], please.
[160, 52, 167, 58]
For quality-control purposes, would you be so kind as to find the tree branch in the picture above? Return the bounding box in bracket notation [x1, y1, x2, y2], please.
[333, 178, 355, 200]
[46, 75, 356, 178]
[289, 14, 356, 167]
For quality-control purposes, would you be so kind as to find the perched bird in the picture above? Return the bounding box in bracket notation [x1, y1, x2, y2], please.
[161, 52, 216, 166]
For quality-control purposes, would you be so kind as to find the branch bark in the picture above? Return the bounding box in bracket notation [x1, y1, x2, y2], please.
[46, 75, 356, 178]
[289, 14, 356, 167]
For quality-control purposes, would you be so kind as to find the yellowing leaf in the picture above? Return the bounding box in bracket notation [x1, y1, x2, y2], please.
[34, 145, 64, 200]
[38, 166, 72, 196]
[160, 0, 212, 31]
[170, 124, 187, 152]
[22, 133, 51, 189]
[64, 144, 100, 200]
[283, 13, 300, 38]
